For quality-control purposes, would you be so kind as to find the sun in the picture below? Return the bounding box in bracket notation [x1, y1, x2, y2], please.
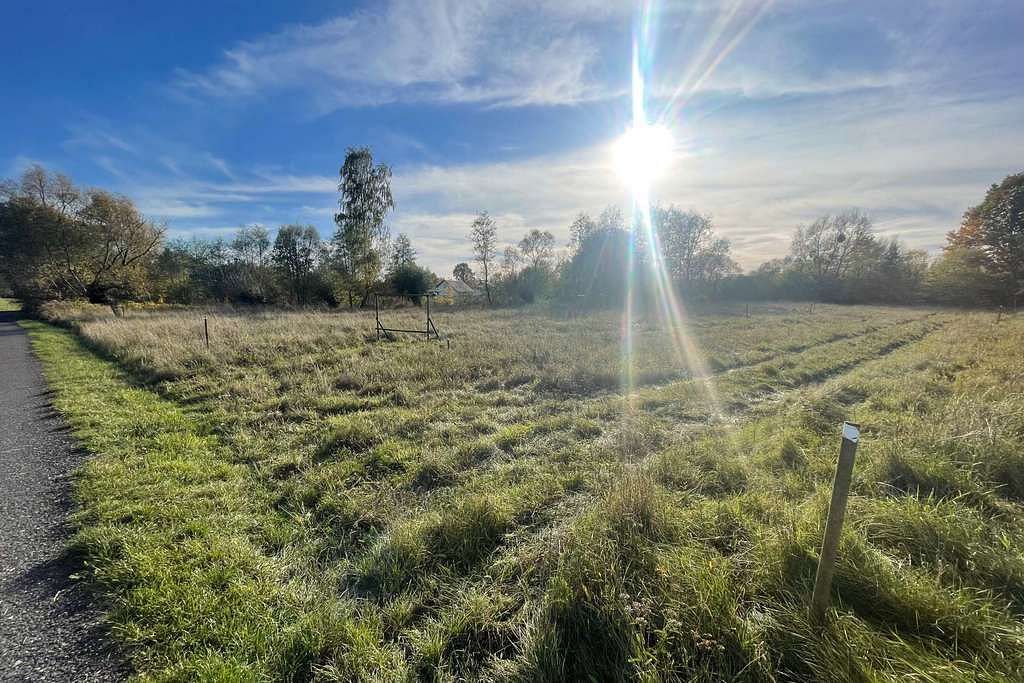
[613, 123, 674, 194]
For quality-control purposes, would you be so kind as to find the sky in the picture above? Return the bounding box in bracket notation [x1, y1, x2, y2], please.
[3, 0, 1023, 274]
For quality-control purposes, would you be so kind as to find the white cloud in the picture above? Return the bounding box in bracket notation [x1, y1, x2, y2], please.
[170, 0, 1009, 115]
[138, 199, 221, 219]
[64, 129, 139, 155]
[174, 0, 622, 111]
[384, 88, 1024, 272]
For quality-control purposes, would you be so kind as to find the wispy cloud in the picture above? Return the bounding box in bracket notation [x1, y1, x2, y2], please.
[168, 0, 990, 115]
[173, 0, 623, 111]
[64, 126, 139, 155]
[5, 155, 51, 177]
[137, 199, 222, 219]
[205, 154, 237, 181]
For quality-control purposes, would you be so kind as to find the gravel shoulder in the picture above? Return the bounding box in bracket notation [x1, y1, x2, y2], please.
[0, 311, 126, 681]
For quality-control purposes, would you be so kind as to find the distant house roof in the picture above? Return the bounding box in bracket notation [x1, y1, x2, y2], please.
[434, 278, 477, 294]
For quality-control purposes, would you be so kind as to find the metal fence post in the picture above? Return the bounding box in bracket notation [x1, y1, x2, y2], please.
[204, 317, 209, 349]
[811, 421, 860, 621]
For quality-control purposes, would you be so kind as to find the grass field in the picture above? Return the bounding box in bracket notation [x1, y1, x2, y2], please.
[24, 301, 1024, 680]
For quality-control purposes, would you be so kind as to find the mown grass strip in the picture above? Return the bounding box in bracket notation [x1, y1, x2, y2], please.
[22, 320, 361, 680]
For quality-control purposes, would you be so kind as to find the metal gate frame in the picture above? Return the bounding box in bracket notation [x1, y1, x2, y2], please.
[374, 293, 441, 341]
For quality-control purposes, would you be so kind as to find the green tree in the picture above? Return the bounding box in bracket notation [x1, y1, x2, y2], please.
[150, 239, 209, 304]
[469, 211, 497, 304]
[389, 233, 416, 274]
[332, 147, 394, 306]
[925, 246, 1000, 306]
[867, 239, 927, 303]
[0, 166, 163, 307]
[389, 263, 434, 303]
[453, 262, 476, 286]
[272, 224, 321, 305]
[560, 223, 631, 305]
[961, 173, 1024, 306]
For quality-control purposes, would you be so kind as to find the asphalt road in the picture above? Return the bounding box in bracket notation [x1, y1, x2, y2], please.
[0, 311, 126, 681]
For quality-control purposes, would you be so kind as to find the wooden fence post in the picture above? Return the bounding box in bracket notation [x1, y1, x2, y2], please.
[811, 421, 860, 621]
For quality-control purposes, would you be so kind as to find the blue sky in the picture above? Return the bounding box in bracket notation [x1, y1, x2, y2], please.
[3, 0, 1022, 273]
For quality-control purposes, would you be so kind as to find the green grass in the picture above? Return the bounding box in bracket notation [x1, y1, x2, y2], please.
[26, 303, 1024, 680]
[0, 296, 21, 312]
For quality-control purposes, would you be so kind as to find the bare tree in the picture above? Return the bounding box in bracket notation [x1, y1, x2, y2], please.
[568, 206, 624, 256]
[469, 211, 497, 304]
[568, 213, 596, 255]
[652, 206, 714, 283]
[501, 246, 521, 277]
[232, 224, 270, 267]
[790, 210, 875, 292]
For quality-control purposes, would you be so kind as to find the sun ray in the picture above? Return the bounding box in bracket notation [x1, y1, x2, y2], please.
[619, 0, 725, 424]
[655, 0, 774, 125]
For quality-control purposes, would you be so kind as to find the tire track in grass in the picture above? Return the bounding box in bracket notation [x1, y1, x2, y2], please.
[463, 311, 935, 400]
[490, 319, 949, 544]
[432, 317, 974, 680]
[634, 315, 947, 418]
[374, 315, 950, 534]
[336, 316, 953, 663]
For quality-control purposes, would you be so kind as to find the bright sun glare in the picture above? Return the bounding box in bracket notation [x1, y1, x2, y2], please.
[613, 123, 674, 194]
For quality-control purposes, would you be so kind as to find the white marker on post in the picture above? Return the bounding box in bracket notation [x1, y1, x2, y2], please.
[842, 422, 859, 443]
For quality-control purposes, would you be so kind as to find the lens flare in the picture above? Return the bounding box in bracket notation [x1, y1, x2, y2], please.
[618, 0, 725, 424]
[613, 124, 673, 195]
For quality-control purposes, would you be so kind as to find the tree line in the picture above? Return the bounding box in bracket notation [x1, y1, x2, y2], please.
[2, 150, 1021, 311]
[0, 150, 436, 309]
[720, 173, 1023, 308]
[450, 204, 740, 307]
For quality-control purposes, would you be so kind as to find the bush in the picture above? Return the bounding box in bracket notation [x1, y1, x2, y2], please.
[387, 263, 435, 303]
